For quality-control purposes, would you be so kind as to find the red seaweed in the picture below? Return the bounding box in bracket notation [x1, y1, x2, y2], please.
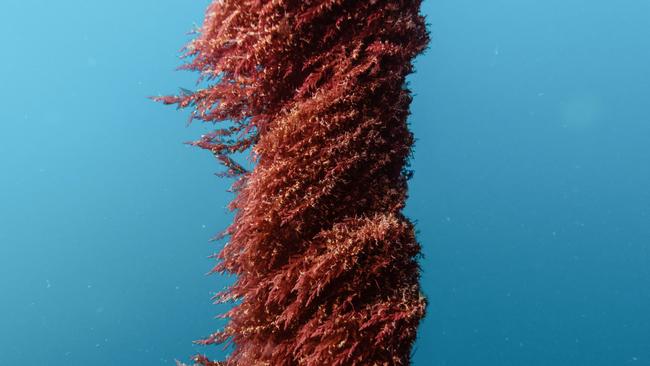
[159, 1, 429, 364]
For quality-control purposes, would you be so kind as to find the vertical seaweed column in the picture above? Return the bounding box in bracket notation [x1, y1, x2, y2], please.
[159, 1, 429, 365]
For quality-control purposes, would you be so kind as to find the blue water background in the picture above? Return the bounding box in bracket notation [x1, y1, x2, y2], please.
[1, 1, 649, 365]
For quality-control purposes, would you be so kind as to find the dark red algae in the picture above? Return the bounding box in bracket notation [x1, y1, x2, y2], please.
[158, 1, 430, 365]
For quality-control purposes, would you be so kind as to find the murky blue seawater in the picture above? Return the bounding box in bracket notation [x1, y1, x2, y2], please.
[1, 1, 648, 365]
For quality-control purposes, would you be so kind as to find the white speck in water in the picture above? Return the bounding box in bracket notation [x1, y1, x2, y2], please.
[46, 279, 51, 289]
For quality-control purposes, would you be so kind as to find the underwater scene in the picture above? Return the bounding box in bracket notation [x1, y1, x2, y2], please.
[0, 0, 649, 365]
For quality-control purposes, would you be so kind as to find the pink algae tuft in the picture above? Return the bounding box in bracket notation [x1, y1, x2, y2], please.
[160, 1, 430, 365]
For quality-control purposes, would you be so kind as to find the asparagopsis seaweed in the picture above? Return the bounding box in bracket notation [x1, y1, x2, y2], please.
[159, 1, 429, 364]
